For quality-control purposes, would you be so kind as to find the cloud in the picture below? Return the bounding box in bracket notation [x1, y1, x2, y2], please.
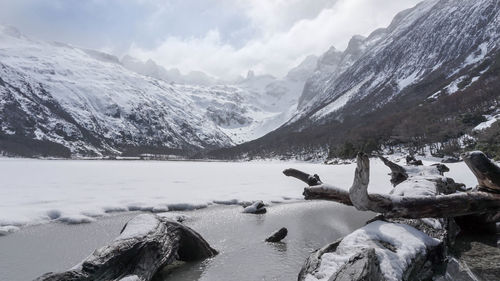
[129, 0, 422, 78]
[0, 0, 422, 78]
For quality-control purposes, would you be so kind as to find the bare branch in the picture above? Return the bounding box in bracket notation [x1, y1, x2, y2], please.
[463, 151, 500, 192]
[283, 168, 322, 186]
[302, 184, 352, 206]
[350, 153, 500, 218]
[285, 153, 500, 218]
[378, 156, 408, 186]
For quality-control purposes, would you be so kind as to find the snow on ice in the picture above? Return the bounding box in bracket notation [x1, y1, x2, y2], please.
[0, 157, 476, 234]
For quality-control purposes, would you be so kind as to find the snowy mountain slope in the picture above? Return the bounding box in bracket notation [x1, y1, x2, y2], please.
[0, 25, 315, 157]
[209, 0, 500, 159]
[293, 0, 500, 124]
[121, 54, 318, 144]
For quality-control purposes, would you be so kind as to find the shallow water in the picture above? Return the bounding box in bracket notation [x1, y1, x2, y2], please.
[0, 202, 373, 281]
[0, 212, 138, 281]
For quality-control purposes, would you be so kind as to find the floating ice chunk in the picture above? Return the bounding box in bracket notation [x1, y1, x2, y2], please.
[213, 199, 240, 205]
[103, 206, 128, 213]
[167, 203, 208, 211]
[0, 225, 20, 236]
[242, 200, 266, 214]
[58, 215, 95, 224]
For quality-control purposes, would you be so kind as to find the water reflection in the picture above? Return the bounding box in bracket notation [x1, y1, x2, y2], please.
[155, 202, 373, 281]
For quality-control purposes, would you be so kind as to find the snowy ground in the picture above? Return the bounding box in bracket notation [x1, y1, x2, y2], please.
[0, 158, 477, 234]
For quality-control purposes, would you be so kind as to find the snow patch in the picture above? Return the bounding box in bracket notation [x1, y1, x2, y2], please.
[397, 71, 420, 90]
[0, 225, 20, 236]
[117, 214, 159, 240]
[1, 158, 475, 233]
[312, 76, 372, 119]
[464, 42, 488, 66]
[473, 114, 500, 131]
[119, 275, 142, 281]
[306, 221, 440, 281]
[58, 215, 95, 224]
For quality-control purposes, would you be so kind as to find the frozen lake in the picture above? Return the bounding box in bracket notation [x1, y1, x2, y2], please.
[0, 157, 476, 233]
[0, 157, 478, 280]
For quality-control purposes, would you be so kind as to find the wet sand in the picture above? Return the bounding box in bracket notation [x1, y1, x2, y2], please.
[0, 201, 374, 281]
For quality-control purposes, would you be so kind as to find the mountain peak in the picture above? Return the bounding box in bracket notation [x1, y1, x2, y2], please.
[0, 25, 22, 39]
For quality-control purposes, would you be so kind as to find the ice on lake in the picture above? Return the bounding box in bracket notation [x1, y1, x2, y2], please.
[0, 158, 476, 231]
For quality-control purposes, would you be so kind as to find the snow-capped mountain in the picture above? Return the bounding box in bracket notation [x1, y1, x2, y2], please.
[121, 55, 220, 86]
[0, 25, 314, 157]
[121, 54, 318, 144]
[211, 0, 500, 159]
[294, 0, 499, 124]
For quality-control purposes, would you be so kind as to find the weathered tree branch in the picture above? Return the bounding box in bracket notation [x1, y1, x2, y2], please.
[378, 155, 408, 186]
[283, 168, 322, 186]
[351, 153, 500, 218]
[302, 185, 353, 205]
[463, 151, 500, 193]
[283, 168, 352, 205]
[35, 214, 217, 281]
[285, 152, 500, 219]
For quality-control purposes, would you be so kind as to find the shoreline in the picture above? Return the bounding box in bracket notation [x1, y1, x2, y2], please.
[0, 201, 374, 281]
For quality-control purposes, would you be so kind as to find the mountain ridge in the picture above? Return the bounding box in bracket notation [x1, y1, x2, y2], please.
[0, 25, 314, 157]
[208, 0, 500, 160]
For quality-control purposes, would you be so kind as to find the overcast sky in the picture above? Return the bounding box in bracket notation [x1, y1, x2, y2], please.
[0, 0, 422, 78]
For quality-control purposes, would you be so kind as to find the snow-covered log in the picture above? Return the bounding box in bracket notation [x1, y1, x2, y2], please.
[287, 151, 500, 281]
[300, 219, 453, 281]
[349, 154, 500, 218]
[287, 153, 500, 218]
[35, 214, 217, 281]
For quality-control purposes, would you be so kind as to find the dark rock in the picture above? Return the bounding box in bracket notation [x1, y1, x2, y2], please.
[242, 200, 267, 214]
[265, 227, 288, 242]
[442, 156, 461, 163]
[431, 163, 450, 175]
[407, 155, 423, 166]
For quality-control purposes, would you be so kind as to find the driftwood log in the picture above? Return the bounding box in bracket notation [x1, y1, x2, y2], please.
[35, 214, 217, 281]
[286, 151, 500, 281]
[285, 152, 500, 218]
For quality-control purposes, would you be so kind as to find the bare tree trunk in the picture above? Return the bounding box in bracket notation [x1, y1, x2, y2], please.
[287, 153, 500, 218]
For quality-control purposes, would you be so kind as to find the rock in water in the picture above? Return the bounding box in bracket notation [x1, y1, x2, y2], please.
[265, 227, 288, 242]
[35, 214, 217, 281]
[242, 200, 267, 214]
